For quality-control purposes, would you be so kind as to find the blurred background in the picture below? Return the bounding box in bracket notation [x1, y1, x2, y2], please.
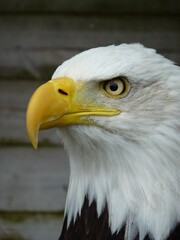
[0, 0, 179, 239]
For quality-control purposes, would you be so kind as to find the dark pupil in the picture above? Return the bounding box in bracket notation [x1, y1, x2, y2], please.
[109, 82, 118, 91]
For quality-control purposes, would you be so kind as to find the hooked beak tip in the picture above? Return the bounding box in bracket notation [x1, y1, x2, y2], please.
[27, 125, 39, 149]
[32, 139, 38, 149]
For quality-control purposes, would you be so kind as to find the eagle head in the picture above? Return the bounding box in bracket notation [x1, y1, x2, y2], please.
[26, 44, 180, 240]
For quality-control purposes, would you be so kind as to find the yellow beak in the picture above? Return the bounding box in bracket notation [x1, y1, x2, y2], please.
[26, 77, 119, 149]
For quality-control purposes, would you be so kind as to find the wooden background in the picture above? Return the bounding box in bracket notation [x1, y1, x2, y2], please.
[0, 0, 180, 239]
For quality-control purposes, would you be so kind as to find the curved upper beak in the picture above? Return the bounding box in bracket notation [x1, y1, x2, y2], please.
[26, 77, 75, 149]
[26, 77, 120, 149]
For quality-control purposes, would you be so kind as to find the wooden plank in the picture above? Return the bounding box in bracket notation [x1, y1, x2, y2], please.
[0, 147, 69, 211]
[0, 49, 78, 80]
[0, 214, 63, 240]
[0, 0, 179, 13]
[0, 15, 179, 50]
[3, 30, 177, 52]
[1, 14, 179, 33]
[0, 14, 179, 79]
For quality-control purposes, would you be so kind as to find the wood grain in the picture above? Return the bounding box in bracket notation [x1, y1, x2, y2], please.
[0, 147, 69, 211]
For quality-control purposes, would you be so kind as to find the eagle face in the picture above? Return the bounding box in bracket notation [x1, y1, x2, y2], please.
[53, 44, 179, 138]
[26, 44, 180, 240]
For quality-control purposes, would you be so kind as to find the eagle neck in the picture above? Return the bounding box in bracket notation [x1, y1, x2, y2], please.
[60, 127, 180, 240]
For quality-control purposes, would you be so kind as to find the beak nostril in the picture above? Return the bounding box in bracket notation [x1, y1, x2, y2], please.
[58, 89, 68, 96]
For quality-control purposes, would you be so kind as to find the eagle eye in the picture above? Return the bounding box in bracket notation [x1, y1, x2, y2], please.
[102, 78, 128, 97]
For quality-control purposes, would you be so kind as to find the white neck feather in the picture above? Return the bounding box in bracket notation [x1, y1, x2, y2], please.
[58, 124, 180, 240]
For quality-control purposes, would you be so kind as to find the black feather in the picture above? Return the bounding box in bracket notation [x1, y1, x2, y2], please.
[59, 196, 180, 240]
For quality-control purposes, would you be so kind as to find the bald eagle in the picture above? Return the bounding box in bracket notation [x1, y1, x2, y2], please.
[26, 44, 180, 240]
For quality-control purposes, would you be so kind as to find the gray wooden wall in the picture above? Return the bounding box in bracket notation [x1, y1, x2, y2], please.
[0, 0, 180, 239]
